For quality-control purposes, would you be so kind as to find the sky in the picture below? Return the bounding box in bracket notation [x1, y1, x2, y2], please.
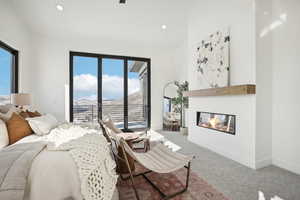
[0, 52, 141, 101]
[73, 56, 141, 100]
[0, 48, 12, 96]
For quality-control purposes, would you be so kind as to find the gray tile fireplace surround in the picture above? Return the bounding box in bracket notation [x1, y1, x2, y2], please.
[159, 130, 300, 200]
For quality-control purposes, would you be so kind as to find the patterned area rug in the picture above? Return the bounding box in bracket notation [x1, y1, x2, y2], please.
[117, 164, 230, 200]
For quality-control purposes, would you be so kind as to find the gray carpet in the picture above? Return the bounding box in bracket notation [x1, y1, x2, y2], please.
[159, 131, 300, 200]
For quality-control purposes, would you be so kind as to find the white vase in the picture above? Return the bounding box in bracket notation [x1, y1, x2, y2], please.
[180, 127, 188, 136]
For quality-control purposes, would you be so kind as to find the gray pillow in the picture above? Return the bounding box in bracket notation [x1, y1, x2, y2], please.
[0, 104, 14, 113]
[0, 107, 21, 122]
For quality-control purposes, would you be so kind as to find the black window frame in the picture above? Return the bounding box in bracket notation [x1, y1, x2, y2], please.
[0, 40, 19, 94]
[69, 51, 151, 131]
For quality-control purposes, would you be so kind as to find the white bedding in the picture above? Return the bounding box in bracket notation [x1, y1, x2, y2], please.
[25, 149, 83, 200]
[15, 124, 119, 200]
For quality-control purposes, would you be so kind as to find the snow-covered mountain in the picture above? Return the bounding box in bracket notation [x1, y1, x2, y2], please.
[0, 95, 10, 105]
[74, 91, 143, 105]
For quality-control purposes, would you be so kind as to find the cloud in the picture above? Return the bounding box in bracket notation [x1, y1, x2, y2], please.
[74, 74, 97, 92]
[128, 78, 140, 95]
[74, 73, 140, 99]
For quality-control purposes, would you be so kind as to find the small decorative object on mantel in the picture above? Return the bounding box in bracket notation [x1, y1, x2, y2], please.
[196, 28, 230, 88]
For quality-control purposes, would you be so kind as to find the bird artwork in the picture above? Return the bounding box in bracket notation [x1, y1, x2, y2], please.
[196, 28, 230, 89]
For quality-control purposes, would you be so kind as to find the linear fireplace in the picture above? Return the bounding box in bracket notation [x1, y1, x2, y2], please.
[196, 112, 236, 135]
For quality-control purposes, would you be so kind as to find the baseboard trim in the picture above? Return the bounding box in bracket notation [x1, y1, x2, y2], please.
[187, 135, 255, 169]
[273, 158, 300, 175]
[255, 157, 272, 169]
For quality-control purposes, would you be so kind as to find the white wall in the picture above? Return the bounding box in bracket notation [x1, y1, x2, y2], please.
[0, 0, 33, 94]
[186, 0, 300, 173]
[272, 0, 300, 174]
[30, 34, 180, 130]
[255, 0, 273, 169]
[173, 40, 189, 82]
[187, 0, 257, 168]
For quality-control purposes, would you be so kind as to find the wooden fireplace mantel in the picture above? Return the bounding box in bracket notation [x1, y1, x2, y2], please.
[183, 84, 256, 97]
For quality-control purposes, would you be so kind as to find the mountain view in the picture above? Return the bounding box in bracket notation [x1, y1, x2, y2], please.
[0, 95, 10, 105]
[73, 91, 146, 126]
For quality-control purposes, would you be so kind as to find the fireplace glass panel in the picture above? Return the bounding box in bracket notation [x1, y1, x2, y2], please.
[197, 112, 235, 135]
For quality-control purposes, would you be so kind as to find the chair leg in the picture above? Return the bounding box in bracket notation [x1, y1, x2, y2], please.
[142, 162, 192, 200]
[120, 169, 152, 181]
[186, 161, 191, 189]
[121, 144, 140, 200]
[129, 173, 140, 200]
[163, 162, 191, 200]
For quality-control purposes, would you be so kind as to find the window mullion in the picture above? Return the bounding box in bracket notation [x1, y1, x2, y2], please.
[98, 57, 102, 121]
[124, 59, 128, 131]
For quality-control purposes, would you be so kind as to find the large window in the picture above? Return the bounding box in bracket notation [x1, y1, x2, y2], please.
[0, 41, 18, 105]
[70, 52, 151, 131]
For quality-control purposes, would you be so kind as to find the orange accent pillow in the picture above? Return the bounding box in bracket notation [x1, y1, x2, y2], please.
[27, 111, 42, 118]
[6, 113, 33, 145]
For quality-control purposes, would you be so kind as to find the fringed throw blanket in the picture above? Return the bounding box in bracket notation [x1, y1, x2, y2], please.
[0, 142, 46, 200]
[47, 124, 118, 200]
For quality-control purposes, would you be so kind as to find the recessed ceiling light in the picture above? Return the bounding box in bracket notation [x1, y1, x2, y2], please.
[161, 25, 167, 30]
[56, 4, 64, 11]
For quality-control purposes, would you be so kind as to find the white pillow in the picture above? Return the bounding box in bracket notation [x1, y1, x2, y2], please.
[27, 114, 58, 136]
[0, 119, 9, 149]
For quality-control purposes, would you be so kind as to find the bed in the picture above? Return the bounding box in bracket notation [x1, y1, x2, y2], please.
[0, 108, 119, 200]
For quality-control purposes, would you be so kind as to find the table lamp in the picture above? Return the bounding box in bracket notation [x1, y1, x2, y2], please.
[11, 93, 31, 110]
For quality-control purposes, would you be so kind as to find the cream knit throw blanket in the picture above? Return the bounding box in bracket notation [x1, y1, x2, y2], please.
[46, 123, 118, 200]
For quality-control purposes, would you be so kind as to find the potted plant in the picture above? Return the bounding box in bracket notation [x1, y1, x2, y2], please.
[171, 81, 189, 135]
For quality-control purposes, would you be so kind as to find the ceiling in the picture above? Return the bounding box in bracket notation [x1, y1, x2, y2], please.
[10, 0, 189, 46]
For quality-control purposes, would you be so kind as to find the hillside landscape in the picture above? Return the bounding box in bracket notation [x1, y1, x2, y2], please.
[73, 91, 146, 124]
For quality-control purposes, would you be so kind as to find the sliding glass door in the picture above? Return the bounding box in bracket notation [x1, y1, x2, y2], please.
[102, 58, 124, 129]
[127, 60, 149, 129]
[0, 41, 18, 105]
[72, 56, 98, 123]
[70, 52, 151, 131]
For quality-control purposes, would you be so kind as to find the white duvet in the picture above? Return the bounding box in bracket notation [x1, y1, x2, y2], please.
[15, 123, 119, 200]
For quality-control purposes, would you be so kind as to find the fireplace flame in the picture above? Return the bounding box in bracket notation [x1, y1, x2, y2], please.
[209, 117, 220, 128]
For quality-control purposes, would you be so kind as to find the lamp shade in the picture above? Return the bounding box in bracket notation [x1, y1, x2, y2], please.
[11, 93, 31, 106]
